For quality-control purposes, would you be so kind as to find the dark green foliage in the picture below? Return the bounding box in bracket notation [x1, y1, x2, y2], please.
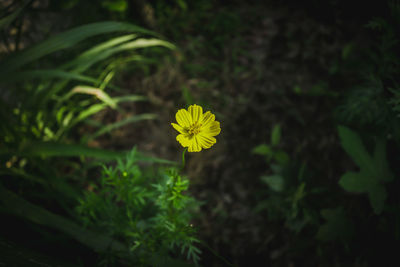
[252, 124, 289, 165]
[76, 150, 201, 265]
[251, 3, 400, 264]
[253, 126, 319, 233]
[335, 3, 400, 136]
[317, 207, 354, 244]
[335, 78, 392, 131]
[0, 20, 173, 157]
[0, 6, 197, 265]
[338, 126, 393, 214]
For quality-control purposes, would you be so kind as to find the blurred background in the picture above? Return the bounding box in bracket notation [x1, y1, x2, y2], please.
[1, 0, 400, 266]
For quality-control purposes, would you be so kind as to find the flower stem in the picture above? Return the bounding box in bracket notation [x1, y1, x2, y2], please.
[181, 148, 188, 171]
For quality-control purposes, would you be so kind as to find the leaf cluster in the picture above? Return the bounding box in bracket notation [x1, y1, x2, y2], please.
[253, 124, 320, 233]
[338, 126, 393, 214]
[0, 9, 187, 266]
[76, 150, 201, 265]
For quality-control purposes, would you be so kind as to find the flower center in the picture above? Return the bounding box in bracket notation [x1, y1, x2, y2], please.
[188, 122, 202, 136]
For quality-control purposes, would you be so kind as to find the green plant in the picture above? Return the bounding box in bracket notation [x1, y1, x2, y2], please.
[316, 207, 354, 246]
[0, 13, 184, 265]
[0, 20, 174, 146]
[0, 19, 175, 205]
[252, 124, 320, 233]
[0, 19, 175, 184]
[338, 126, 394, 214]
[252, 124, 289, 165]
[76, 149, 201, 265]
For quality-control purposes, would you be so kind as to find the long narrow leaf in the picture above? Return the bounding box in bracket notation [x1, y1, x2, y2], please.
[114, 95, 148, 103]
[0, 69, 100, 84]
[87, 113, 157, 140]
[66, 39, 175, 74]
[2, 142, 177, 164]
[61, 34, 137, 70]
[0, 21, 159, 74]
[67, 86, 117, 108]
[0, 185, 129, 254]
[18, 142, 125, 159]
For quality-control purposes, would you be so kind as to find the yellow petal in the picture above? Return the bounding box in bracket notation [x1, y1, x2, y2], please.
[202, 121, 221, 137]
[188, 136, 202, 152]
[176, 134, 190, 147]
[188, 104, 203, 123]
[171, 123, 186, 134]
[197, 133, 216, 149]
[176, 109, 192, 127]
[201, 111, 215, 127]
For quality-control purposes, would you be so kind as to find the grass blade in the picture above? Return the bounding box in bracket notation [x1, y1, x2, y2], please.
[0, 21, 160, 74]
[0, 142, 176, 164]
[87, 113, 157, 140]
[66, 38, 175, 74]
[0, 185, 129, 254]
[67, 86, 117, 108]
[60, 34, 137, 70]
[17, 142, 125, 159]
[0, 69, 100, 84]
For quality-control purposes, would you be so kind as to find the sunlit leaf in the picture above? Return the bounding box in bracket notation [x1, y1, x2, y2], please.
[68, 86, 117, 108]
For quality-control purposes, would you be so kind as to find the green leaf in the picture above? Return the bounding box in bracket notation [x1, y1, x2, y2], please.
[60, 34, 137, 70]
[341, 43, 354, 60]
[66, 86, 117, 108]
[0, 69, 100, 85]
[17, 142, 125, 160]
[252, 144, 272, 156]
[260, 175, 284, 192]
[368, 185, 387, 214]
[317, 207, 354, 243]
[0, 142, 176, 164]
[102, 0, 128, 12]
[0, 21, 159, 74]
[114, 94, 148, 103]
[338, 125, 373, 170]
[338, 126, 393, 214]
[292, 182, 306, 206]
[0, 186, 129, 254]
[87, 113, 157, 140]
[338, 171, 375, 193]
[373, 138, 394, 183]
[271, 124, 281, 146]
[274, 150, 289, 165]
[65, 38, 175, 74]
[71, 103, 108, 125]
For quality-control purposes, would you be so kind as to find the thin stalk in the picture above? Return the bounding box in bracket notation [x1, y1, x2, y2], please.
[181, 147, 188, 171]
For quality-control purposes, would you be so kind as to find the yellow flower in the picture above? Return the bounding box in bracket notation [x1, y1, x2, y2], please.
[171, 104, 221, 152]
